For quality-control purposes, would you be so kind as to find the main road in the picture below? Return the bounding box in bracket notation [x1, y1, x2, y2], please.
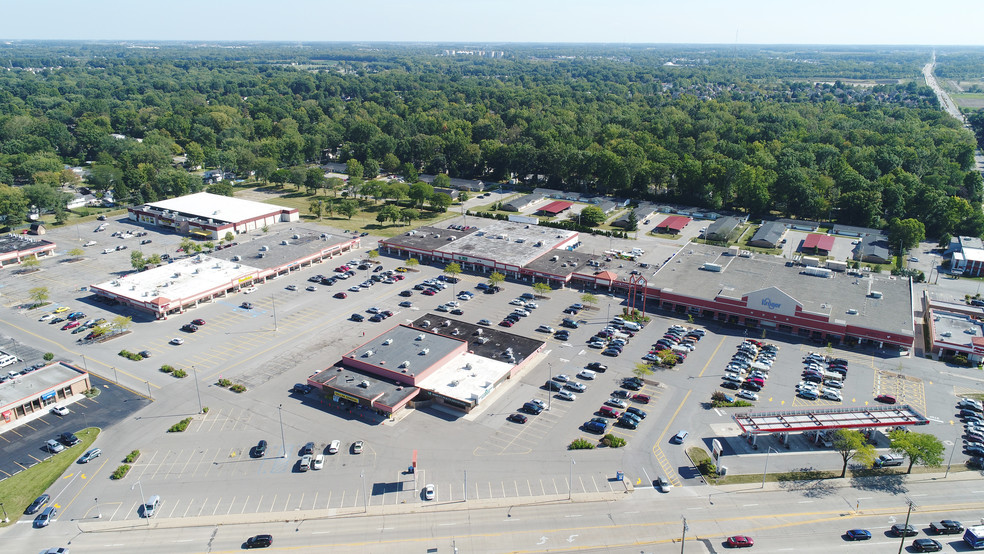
[9, 470, 984, 553]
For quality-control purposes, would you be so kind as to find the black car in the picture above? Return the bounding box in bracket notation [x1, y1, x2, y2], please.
[507, 413, 528, 424]
[523, 402, 544, 415]
[912, 539, 942, 552]
[586, 362, 608, 372]
[181, 324, 198, 333]
[60, 432, 81, 447]
[351, 313, 365, 322]
[292, 384, 313, 394]
[891, 524, 918, 537]
[301, 442, 315, 455]
[400, 290, 413, 297]
[253, 440, 268, 458]
[245, 534, 274, 548]
[373, 265, 384, 273]
[741, 382, 762, 392]
[369, 314, 384, 322]
[622, 381, 642, 391]
[721, 381, 740, 390]
[544, 380, 563, 391]
[612, 389, 630, 399]
[26, 494, 50, 515]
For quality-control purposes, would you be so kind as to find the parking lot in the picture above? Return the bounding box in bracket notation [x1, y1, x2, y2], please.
[3, 213, 983, 532]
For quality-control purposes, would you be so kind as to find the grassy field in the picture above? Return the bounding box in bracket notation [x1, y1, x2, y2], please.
[0, 427, 100, 527]
[952, 93, 984, 109]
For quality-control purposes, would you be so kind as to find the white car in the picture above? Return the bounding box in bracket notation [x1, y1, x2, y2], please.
[736, 390, 758, 401]
[446, 301, 460, 308]
[509, 299, 525, 306]
[796, 381, 818, 392]
[51, 405, 70, 416]
[605, 398, 627, 409]
[577, 369, 597, 380]
[536, 325, 555, 333]
[286, 285, 298, 291]
[424, 484, 435, 501]
[557, 390, 576, 401]
[328, 440, 340, 454]
[312, 454, 324, 470]
[169, 338, 185, 345]
[512, 309, 530, 317]
[821, 390, 842, 401]
[348, 286, 361, 292]
[39, 314, 54, 322]
[525, 302, 538, 309]
[553, 374, 570, 383]
[242, 287, 256, 294]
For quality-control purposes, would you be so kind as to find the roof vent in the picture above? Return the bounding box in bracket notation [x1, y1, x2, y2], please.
[416, 334, 425, 341]
[420, 348, 430, 355]
[362, 350, 374, 357]
[359, 380, 369, 388]
[400, 360, 410, 368]
[382, 338, 393, 345]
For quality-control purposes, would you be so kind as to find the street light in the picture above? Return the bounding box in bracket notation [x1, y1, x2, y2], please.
[95, 497, 101, 519]
[131, 481, 147, 523]
[0, 501, 8, 523]
[361, 471, 368, 513]
[568, 458, 576, 500]
[761, 446, 779, 489]
[193, 365, 203, 414]
[278, 404, 287, 459]
[897, 497, 917, 554]
[944, 436, 959, 478]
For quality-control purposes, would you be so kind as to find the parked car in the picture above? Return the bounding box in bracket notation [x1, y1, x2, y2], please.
[911, 539, 943, 552]
[671, 430, 688, 444]
[245, 534, 274, 548]
[577, 369, 597, 380]
[845, 529, 871, 541]
[726, 535, 753, 548]
[26, 494, 50, 515]
[79, 448, 102, 463]
[508, 413, 528, 424]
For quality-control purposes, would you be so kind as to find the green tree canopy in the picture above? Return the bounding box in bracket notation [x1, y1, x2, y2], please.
[888, 429, 944, 474]
[831, 429, 877, 478]
[578, 205, 607, 227]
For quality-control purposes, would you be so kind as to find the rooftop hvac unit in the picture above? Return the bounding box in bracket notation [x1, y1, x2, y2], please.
[942, 331, 952, 337]
[420, 348, 429, 355]
[448, 236, 455, 241]
[281, 240, 289, 245]
[400, 360, 410, 368]
[802, 267, 832, 278]
[292, 234, 300, 240]
[869, 291, 883, 298]
[416, 334, 425, 341]
[966, 328, 978, 335]
[359, 380, 369, 388]
[382, 338, 393, 345]
[703, 262, 723, 272]
[362, 350, 374, 357]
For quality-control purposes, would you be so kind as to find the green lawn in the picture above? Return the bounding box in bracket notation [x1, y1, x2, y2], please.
[0, 427, 100, 527]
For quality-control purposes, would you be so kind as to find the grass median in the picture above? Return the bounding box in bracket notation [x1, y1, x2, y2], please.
[0, 427, 100, 527]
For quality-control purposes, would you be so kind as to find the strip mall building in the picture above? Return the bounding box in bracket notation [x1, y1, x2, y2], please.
[380, 223, 914, 350]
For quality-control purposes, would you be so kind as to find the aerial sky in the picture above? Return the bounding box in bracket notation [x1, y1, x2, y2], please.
[2, 0, 983, 45]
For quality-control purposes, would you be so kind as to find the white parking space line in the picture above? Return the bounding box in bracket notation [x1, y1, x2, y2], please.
[310, 492, 318, 510]
[254, 495, 264, 514]
[166, 498, 182, 518]
[324, 491, 331, 509]
[267, 494, 278, 512]
[240, 495, 249, 514]
[282, 493, 291, 511]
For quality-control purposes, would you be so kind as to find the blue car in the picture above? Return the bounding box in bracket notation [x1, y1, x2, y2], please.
[846, 529, 871, 541]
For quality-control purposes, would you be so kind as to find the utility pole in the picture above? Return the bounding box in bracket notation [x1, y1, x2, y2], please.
[680, 516, 689, 554]
[897, 497, 917, 554]
[192, 366, 203, 414]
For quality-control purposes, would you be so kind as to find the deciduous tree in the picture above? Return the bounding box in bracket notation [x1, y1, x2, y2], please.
[832, 429, 876, 478]
[888, 429, 944, 474]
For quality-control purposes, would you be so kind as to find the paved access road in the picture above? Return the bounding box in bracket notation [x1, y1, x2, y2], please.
[9, 470, 984, 553]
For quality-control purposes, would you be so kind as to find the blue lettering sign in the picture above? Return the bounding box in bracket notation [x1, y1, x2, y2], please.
[761, 298, 781, 310]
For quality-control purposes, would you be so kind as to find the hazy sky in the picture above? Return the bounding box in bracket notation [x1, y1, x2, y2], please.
[2, 0, 983, 45]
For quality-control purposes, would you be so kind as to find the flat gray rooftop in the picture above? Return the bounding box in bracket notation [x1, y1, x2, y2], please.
[525, 249, 604, 279]
[0, 234, 54, 255]
[0, 362, 85, 408]
[381, 226, 479, 255]
[310, 365, 418, 409]
[445, 221, 577, 267]
[931, 312, 984, 346]
[210, 226, 358, 271]
[410, 315, 546, 363]
[655, 244, 913, 337]
[343, 324, 465, 374]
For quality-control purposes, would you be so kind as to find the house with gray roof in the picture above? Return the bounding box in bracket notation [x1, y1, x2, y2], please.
[747, 221, 786, 248]
[704, 216, 742, 242]
[502, 194, 545, 212]
[854, 234, 892, 264]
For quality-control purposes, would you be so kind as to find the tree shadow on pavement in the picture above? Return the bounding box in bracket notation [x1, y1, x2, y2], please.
[849, 472, 909, 495]
[776, 467, 839, 498]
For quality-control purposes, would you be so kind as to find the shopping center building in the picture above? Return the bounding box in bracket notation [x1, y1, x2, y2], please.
[127, 192, 299, 240]
[0, 362, 90, 431]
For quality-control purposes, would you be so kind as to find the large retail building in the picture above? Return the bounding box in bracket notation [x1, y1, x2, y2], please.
[128, 192, 299, 240]
[0, 362, 90, 430]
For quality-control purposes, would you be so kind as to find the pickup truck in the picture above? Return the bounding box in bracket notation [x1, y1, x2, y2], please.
[930, 520, 963, 535]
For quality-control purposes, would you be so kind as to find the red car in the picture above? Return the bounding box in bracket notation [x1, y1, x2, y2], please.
[334, 292, 348, 299]
[191, 318, 206, 326]
[631, 394, 651, 404]
[61, 321, 81, 330]
[726, 535, 754, 548]
[499, 320, 514, 327]
[875, 394, 897, 404]
[421, 290, 436, 296]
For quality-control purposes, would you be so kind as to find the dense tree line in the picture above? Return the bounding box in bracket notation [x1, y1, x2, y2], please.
[0, 42, 980, 237]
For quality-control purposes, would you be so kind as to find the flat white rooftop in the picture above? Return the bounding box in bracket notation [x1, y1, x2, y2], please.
[95, 255, 259, 305]
[141, 192, 291, 225]
[417, 352, 513, 405]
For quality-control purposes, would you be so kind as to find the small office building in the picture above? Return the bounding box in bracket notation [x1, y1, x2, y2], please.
[0, 362, 90, 430]
[0, 234, 57, 269]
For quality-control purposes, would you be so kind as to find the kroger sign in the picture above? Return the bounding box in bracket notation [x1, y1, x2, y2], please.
[761, 298, 782, 310]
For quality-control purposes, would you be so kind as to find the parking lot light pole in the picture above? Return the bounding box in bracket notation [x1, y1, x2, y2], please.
[1, 501, 8, 523]
[192, 366, 203, 414]
[95, 497, 101, 518]
[568, 458, 575, 500]
[278, 404, 287, 459]
[131, 481, 146, 523]
[761, 447, 779, 489]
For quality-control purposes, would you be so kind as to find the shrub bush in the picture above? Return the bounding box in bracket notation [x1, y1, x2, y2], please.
[111, 464, 131, 480]
[159, 365, 174, 373]
[168, 418, 192, 432]
[172, 369, 187, 378]
[602, 434, 626, 448]
[569, 438, 595, 450]
[118, 350, 142, 361]
[230, 384, 247, 393]
[123, 450, 140, 463]
[217, 378, 232, 387]
[43, 352, 54, 361]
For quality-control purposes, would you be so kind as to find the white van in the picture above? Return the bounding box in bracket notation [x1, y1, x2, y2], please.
[612, 316, 626, 326]
[0, 354, 18, 368]
[143, 495, 160, 518]
[623, 321, 642, 331]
